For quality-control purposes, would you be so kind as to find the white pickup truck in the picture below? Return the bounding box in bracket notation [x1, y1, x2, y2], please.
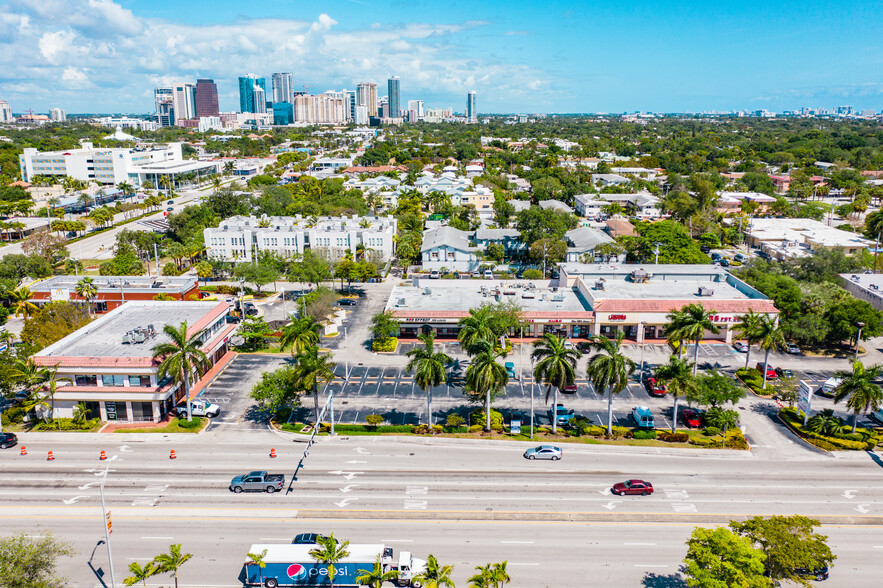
[177, 399, 220, 418]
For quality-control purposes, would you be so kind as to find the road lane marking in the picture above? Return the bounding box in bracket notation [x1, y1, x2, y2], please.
[404, 500, 427, 509]
[624, 542, 657, 546]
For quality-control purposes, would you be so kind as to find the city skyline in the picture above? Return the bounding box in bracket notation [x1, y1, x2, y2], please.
[1, 1, 883, 114]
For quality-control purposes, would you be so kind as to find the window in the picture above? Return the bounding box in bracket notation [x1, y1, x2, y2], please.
[129, 375, 152, 387]
[75, 375, 98, 386]
[103, 374, 125, 387]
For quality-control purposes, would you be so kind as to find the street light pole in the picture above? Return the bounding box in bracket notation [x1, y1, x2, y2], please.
[639, 321, 647, 382]
[855, 321, 865, 361]
[97, 456, 117, 588]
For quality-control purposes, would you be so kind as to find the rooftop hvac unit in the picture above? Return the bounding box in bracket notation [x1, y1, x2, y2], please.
[698, 286, 715, 297]
[397, 298, 406, 306]
[122, 332, 134, 344]
[871, 284, 879, 290]
[595, 280, 605, 290]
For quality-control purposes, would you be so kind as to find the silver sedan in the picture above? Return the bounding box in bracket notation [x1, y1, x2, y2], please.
[523, 445, 562, 460]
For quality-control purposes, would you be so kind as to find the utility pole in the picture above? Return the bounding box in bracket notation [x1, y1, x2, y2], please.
[654, 243, 661, 265]
[98, 456, 117, 588]
[154, 243, 160, 278]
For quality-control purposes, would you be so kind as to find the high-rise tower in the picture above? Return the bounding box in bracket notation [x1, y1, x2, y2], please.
[272, 73, 293, 104]
[387, 76, 401, 118]
[467, 91, 477, 123]
[239, 75, 268, 113]
[356, 82, 378, 117]
[195, 79, 220, 117]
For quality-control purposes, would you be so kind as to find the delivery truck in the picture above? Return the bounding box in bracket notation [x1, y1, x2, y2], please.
[239, 543, 427, 587]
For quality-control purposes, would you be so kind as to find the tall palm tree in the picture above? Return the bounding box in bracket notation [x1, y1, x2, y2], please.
[123, 561, 158, 587]
[9, 286, 38, 319]
[490, 561, 511, 588]
[151, 543, 192, 588]
[356, 554, 400, 588]
[36, 365, 72, 429]
[75, 276, 98, 316]
[468, 563, 493, 588]
[833, 361, 883, 433]
[292, 345, 337, 424]
[664, 303, 719, 375]
[406, 332, 452, 426]
[309, 534, 351, 588]
[734, 309, 764, 369]
[413, 554, 455, 588]
[757, 315, 785, 389]
[663, 307, 688, 359]
[465, 342, 509, 431]
[151, 321, 209, 422]
[458, 308, 496, 353]
[586, 333, 635, 436]
[279, 316, 320, 356]
[653, 356, 696, 433]
[531, 333, 580, 434]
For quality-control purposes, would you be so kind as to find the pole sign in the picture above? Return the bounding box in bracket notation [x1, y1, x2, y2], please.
[510, 420, 521, 435]
[798, 380, 814, 425]
[106, 510, 112, 534]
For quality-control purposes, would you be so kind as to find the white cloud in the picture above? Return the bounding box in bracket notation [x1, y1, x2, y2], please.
[38, 30, 77, 64]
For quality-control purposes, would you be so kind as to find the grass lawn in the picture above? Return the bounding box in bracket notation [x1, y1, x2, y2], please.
[113, 417, 208, 433]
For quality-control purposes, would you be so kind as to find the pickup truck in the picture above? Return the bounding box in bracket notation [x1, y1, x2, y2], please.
[230, 471, 285, 494]
[177, 399, 220, 418]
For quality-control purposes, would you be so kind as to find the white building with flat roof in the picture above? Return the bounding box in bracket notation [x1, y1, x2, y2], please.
[205, 214, 398, 262]
[744, 218, 873, 258]
[840, 273, 883, 312]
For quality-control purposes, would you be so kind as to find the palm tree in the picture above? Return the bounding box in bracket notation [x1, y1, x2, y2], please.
[465, 342, 509, 431]
[586, 333, 635, 436]
[468, 563, 494, 588]
[151, 321, 209, 422]
[653, 356, 696, 433]
[458, 308, 496, 353]
[833, 361, 883, 433]
[734, 309, 764, 369]
[413, 554, 455, 588]
[531, 333, 580, 434]
[75, 276, 98, 316]
[124, 561, 158, 587]
[356, 554, 400, 588]
[36, 365, 72, 429]
[292, 345, 337, 424]
[245, 549, 268, 586]
[406, 332, 452, 426]
[279, 317, 321, 356]
[807, 409, 845, 436]
[757, 315, 785, 389]
[704, 406, 740, 438]
[664, 303, 719, 375]
[9, 286, 38, 318]
[151, 543, 192, 588]
[309, 534, 351, 588]
[490, 561, 510, 588]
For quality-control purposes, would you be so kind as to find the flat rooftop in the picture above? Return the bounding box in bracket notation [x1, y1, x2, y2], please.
[30, 275, 196, 294]
[134, 160, 219, 173]
[745, 218, 873, 247]
[34, 301, 228, 361]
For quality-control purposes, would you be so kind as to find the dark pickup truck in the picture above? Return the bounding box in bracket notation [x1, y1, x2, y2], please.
[230, 471, 285, 493]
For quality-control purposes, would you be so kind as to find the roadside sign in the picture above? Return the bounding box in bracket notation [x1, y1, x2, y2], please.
[106, 511, 112, 534]
[511, 420, 522, 435]
[798, 380, 814, 425]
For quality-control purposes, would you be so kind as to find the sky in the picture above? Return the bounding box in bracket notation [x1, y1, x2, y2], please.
[1, 0, 883, 115]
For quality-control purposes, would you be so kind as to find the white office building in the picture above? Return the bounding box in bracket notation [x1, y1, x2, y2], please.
[49, 108, 66, 122]
[0, 100, 14, 122]
[198, 116, 224, 133]
[204, 214, 398, 263]
[293, 93, 347, 124]
[272, 73, 294, 104]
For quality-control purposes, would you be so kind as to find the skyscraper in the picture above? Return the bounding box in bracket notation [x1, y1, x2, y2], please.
[467, 91, 477, 123]
[0, 100, 12, 122]
[49, 108, 66, 122]
[195, 79, 220, 117]
[154, 87, 175, 126]
[173, 83, 197, 121]
[387, 76, 400, 118]
[343, 90, 356, 122]
[356, 82, 378, 117]
[239, 75, 268, 113]
[272, 73, 293, 104]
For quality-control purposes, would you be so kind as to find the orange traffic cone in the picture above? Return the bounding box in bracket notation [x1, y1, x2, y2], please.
[270, 448, 277, 458]
[99, 450, 107, 460]
[169, 449, 176, 459]
[20, 446, 26, 456]
[47, 451, 54, 461]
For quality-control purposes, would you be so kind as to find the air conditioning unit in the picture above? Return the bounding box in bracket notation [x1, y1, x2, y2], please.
[698, 287, 714, 297]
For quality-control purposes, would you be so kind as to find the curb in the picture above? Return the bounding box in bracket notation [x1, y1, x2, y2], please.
[773, 412, 836, 457]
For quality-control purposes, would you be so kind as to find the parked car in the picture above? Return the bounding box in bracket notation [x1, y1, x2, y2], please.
[775, 367, 794, 378]
[699, 246, 711, 254]
[483, 270, 494, 279]
[292, 533, 334, 545]
[645, 378, 666, 397]
[66, 231, 77, 238]
[167, 200, 174, 205]
[504, 362, 517, 379]
[612, 479, 654, 496]
[681, 408, 702, 428]
[719, 258, 730, 267]
[523, 445, 562, 460]
[734, 253, 746, 263]
[563, 339, 575, 350]
[577, 341, 593, 353]
[785, 342, 801, 355]
[631, 406, 655, 428]
[793, 567, 828, 581]
[166, 206, 174, 212]
[563, 383, 577, 394]
[551, 404, 575, 425]
[0, 432, 17, 449]
[338, 298, 357, 306]
[755, 363, 777, 380]
[429, 270, 440, 279]
[177, 399, 220, 418]
[819, 377, 842, 397]
[711, 253, 721, 262]
[733, 341, 749, 353]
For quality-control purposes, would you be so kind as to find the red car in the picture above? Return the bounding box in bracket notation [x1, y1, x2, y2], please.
[646, 378, 666, 397]
[612, 479, 654, 496]
[755, 363, 777, 380]
[681, 408, 702, 428]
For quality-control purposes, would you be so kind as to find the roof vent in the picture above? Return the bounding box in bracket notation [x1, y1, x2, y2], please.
[594, 279, 605, 290]
[698, 286, 715, 297]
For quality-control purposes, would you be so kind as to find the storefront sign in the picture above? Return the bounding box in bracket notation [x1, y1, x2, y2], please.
[608, 315, 627, 321]
[51, 288, 70, 302]
[709, 315, 735, 323]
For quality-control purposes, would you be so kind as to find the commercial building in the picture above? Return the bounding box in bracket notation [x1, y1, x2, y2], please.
[28, 276, 200, 314]
[49, 108, 66, 122]
[204, 214, 398, 262]
[385, 264, 777, 341]
[357, 82, 378, 117]
[0, 100, 13, 122]
[154, 87, 175, 126]
[239, 75, 268, 114]
[31, 301, 235, 423]
[467, 91, 477, 123]
[195, 79, 220, 117]
[173, 83, 197, 121]
[388, 76, 401, 118]
[840, 273, 883, 312]
[744, 218, 874, 260]
[93, 116, 159, 131]
[272, 72, 294, 104]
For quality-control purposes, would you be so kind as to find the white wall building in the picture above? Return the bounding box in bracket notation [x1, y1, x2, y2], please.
[19, 142, 184, 185]
[204, 215, 398, 263]
[49, 108, 66, 122]
[198, 116, 224, 133]
[93, 116, 159, 131]
[0, 100, 13, 122]
[293, 93, 347, 124]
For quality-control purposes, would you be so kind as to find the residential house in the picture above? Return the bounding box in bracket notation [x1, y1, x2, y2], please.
[538, 199, 575, 214]
[473, 228, 526, 258]
[420, 226, 480, 271]
[564, 227, 622, 263]
[592, 173, 630, 187]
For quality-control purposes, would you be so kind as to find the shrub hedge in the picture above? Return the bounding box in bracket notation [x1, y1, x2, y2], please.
[736, 367, 768, 394]
[33, 418, 101, 431]
[779, 408, 876, 450]
[470, 409, 504, 427]
[633, 430, 658, 440]
[657, 431, 689, 443]
[372, 337, 398, 352]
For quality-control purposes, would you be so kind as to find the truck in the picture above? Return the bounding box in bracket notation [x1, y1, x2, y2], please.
[177, 398, 220, 418]
[230, 471, 285, 494]
[239, 543, 427, 587]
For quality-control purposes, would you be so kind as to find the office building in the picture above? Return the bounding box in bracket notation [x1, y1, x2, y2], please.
[273, 102, 294, 126]
[0, 100, 13, 122]
[94, 116, 158, 131]
[205, 214, 398, 263]
[195, 79, 220, 117]
[467, 91, 477, 122]
[49, 108, 66, 122]
[378, 96, 390, 119]
[388, 76, 401, 118]
[173, 83, 197, 122]
[239, 75, 268, 114]
[197, 116, 224, 133]
[343, 90, 356, 122]
[29, 275, 200, 314]
[154, 87, 175, 126]
[272, 73, 294, 104]
[407, 100, 424, 121]
[357, 82, 378, 117]
[354, 105, 369, 125]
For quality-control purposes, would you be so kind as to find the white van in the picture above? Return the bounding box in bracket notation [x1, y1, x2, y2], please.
[632, 406, 655, 428]
[484, 270, 494, 279]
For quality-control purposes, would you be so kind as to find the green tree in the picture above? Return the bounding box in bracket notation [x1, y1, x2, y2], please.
[371, 311, 399, 346]
[292, 345, 337, 424]
[653, 356, 696, 433]
[531, 333, 580, 434]
[757, 316, 785, 388]
[74, 277, 98, 316]
[150, 543, 192, 588]
[688, 370, 746, 408]
[34, 365, 72, 429]
[356, 554, 400, 588]
[279, 316, 321, 356]
[529, 238, 567, 274]
[683, 526, 769, 588]
[468, 563, 494, 588]
[0, 531, 75, 588]
[806, 409, 845, 436]
[406, 332, 452, 426]
[413, 554, 455, 588]
[308, 534, 351, 588]
[465, 343, 509, 431]
[704, 406, 740, 438]
[250, 366, 302, 415]
[9, 286, 38, 319]
[734, 310, 764, 370]
[823, 298, 882, 347]
[124, 561, 158, 587]
[832, 360, 883, 433]
[729, 515, 836, 587]
[586, 332, 635, 436]
[665, 304, 719, 375]
[234, 261, 280, 295]
[151, 321, 209, 422]
[490, 561, 510, 588]
[195, 261, 212, 285]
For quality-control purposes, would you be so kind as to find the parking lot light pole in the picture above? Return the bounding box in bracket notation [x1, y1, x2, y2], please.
[97, 456, 117, 588]
[639, 321, 647, 382]
[855, 321, 865, 361]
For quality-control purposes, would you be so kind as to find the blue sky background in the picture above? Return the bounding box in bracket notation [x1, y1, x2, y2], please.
[1, 0, 882, 114]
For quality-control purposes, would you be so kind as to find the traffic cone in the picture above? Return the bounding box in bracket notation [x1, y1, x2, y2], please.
[99, 450, 107, 460]
[20, 446, 26, 456]
[47, 451, 54, 461]
[270, 448, 276, 458]
[169, 449, 176, 459]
